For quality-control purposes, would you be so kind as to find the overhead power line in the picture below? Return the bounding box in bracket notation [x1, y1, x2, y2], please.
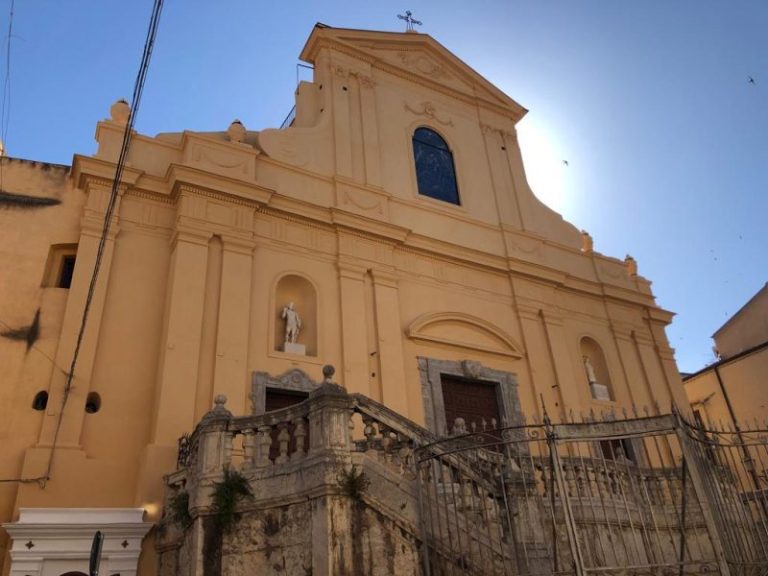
[13, 0, 165, 487]
[0, 0, 16, 189]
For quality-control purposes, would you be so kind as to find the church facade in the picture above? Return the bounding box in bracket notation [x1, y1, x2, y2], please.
[0, 25, 688, 576]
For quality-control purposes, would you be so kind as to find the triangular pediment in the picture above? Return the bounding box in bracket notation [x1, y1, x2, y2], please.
[301, 25, 527, 121]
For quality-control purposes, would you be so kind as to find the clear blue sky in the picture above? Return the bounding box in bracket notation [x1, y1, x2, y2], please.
[2, 1, 766, 373]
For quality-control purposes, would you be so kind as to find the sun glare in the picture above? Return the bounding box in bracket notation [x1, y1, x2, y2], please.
[516, 119, 570, 216]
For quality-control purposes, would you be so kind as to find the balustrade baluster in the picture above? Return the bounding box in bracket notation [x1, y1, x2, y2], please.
[294, 419, 307, 459]
[275, 424, 291, 464]
[256, 425, 272, 468]
[242, 428, 256, 468]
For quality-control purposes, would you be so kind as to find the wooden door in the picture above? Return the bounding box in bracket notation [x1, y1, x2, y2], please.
[441, 375, 501, 435]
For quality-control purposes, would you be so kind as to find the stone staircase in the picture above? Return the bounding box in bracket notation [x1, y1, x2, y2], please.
[157, 374, 519, 576]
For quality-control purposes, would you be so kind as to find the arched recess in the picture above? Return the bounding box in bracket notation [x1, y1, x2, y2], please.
[273, 273, 318, 356]
[406, 312, 524, 358]
[580, 336, 614, 401]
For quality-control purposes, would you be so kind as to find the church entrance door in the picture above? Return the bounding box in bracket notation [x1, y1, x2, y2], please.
[440, 375, 501, 435]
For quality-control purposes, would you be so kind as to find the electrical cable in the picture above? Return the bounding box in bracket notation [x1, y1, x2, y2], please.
[0, 0, 16, 191]
[34, 0, 164, 487]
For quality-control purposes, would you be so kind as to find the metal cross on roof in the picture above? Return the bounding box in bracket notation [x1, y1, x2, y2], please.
[397, 10, 422, 32]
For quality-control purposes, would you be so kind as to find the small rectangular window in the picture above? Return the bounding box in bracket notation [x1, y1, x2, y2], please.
[42, 244, 78, 289]
[58, 255, 77, 288]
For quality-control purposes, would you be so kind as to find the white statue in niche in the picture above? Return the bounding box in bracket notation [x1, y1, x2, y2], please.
[583, 355, 598, 384]
[584, 355, 611, 401]
[281, 302, 306, 355]
[282, 302, 302, 343]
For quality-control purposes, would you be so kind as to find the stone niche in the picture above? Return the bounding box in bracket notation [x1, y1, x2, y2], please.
[580, 336, 614, 401]
[273, 273, 317, 356]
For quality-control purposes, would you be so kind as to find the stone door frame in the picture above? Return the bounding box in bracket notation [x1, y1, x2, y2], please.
[417, 357, 523, 437]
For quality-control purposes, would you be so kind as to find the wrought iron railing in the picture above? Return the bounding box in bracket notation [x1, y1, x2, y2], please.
[169, 385, 768, 576]
[280, 105, 296, 129]
[414, 412, 768, 576]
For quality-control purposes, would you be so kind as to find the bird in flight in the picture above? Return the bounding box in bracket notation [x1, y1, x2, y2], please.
[562, 160, 569, 167]
[748, 76, 756, 85]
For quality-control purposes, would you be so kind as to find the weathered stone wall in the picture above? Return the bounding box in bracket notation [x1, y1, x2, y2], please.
[158, 495, 423, 576]
[222, 502, 313, 576]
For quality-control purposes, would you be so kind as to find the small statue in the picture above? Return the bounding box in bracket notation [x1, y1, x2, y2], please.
[583, 355, 598, 384]
[624, 255, 638, 276]
[281, 302, 302, 344]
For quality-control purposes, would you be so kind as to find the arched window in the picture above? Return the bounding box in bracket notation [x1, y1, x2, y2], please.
[412, 127, 460, 205]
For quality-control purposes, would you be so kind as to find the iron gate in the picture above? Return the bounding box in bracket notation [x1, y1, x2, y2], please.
[415, 411, 768, 576]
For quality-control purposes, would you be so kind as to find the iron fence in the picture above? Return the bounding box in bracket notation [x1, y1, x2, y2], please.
[414, 411, 768, 576]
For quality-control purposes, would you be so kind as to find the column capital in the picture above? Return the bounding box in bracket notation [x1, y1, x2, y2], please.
[219, 233, 256, 255]
[337, 261, 367, 280]
[370, 268, 399, 288]
[170, 227, 212, 248]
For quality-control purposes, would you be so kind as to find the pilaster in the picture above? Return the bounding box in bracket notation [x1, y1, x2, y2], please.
[330, 62, 353, 178]
[212, 235, 255, 415]
[632, 326, 673, 414]
[356, 71, 382, 187]
[538, 308, 581, 420]
[151, 227, 211, 445]
[337, 263, 371, 396]
[515, 303, 561, 420]
[370, 269, 409, 417]
[38, 181, 123, 450]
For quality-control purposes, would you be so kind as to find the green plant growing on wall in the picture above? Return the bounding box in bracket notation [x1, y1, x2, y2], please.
[168, 489, 193, 529]
[211, 467, 253, 533]
[337, 465, 370, 501]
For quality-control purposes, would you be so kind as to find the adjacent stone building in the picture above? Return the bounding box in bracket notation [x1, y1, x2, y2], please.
[1, 24, 690, 576]
[684, 282, 768, 428]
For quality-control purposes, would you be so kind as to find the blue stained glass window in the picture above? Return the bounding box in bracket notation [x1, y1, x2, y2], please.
[413, 127, 460, 205]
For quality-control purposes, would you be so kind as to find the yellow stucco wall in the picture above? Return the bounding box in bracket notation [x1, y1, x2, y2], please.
[684, 346, 768, 427]
[0, 26, 687, 574]
[712, 284, 768, 359]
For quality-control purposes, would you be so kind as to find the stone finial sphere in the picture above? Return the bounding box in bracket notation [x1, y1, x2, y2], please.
[110, 99, 131, 124]
[227, 119, 246, 143]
